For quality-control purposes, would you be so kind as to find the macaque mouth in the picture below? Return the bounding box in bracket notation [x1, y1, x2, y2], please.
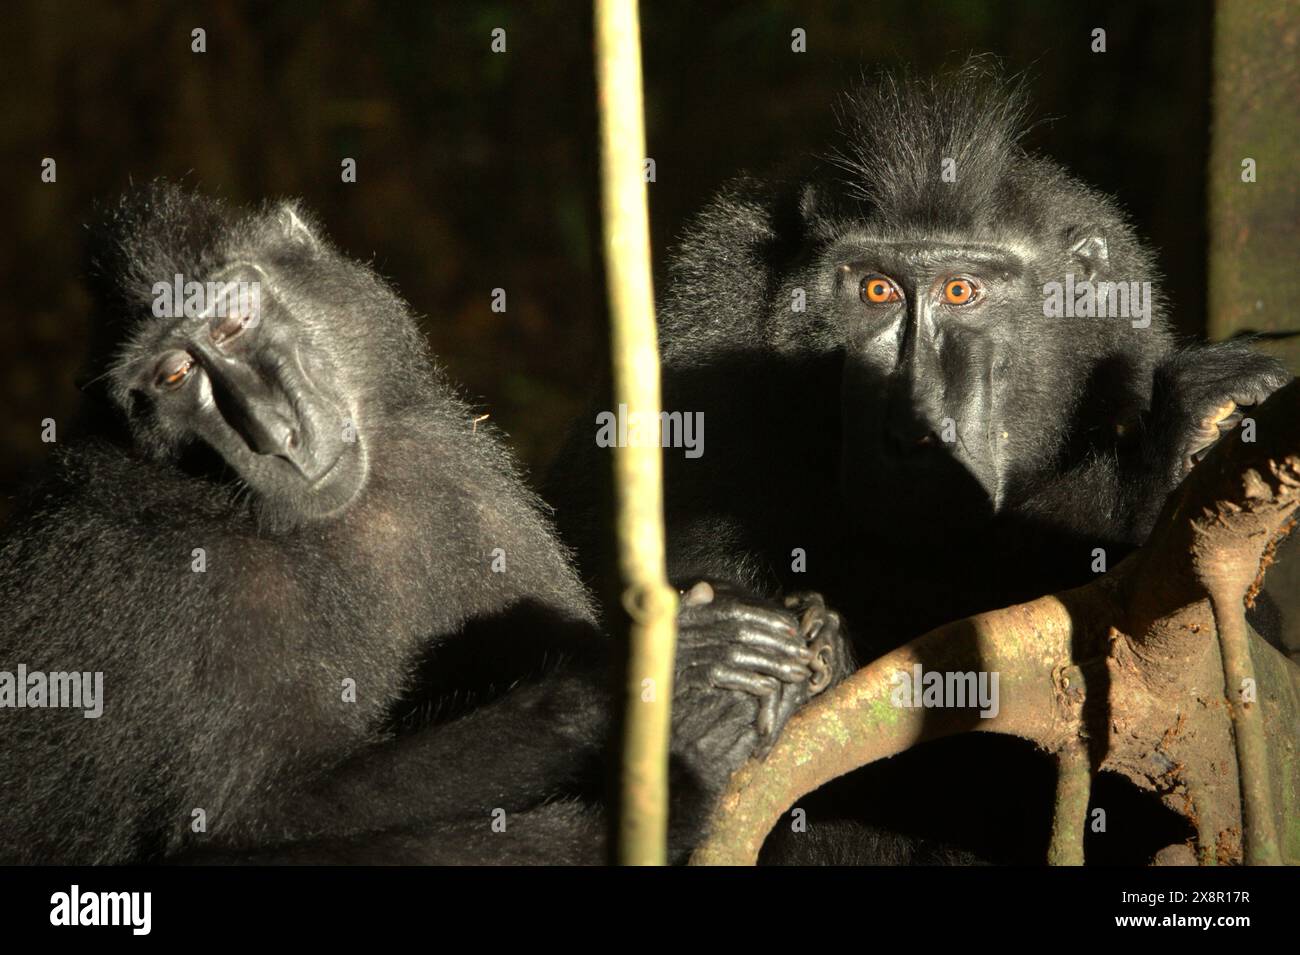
[204, 377, 367, 511]
[306, 446, 346, 489]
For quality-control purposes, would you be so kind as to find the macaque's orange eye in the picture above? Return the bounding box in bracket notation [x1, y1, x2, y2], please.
[942, 277, 980, 305]
[860, 274, 901, 305]
[156, 352, 194, 389]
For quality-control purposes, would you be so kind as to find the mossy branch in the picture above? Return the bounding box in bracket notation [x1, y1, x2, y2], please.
[694, 381, 1300, 866]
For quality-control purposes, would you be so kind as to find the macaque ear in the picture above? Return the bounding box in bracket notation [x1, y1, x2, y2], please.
[769, 181, 835, 247]
[1067, 228, 1109, 281]
[277, 203, 319, 251]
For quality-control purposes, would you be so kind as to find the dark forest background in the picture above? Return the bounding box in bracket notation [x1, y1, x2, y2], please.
[0, 0, 1216, 516]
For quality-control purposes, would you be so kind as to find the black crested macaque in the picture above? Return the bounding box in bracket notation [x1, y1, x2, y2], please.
[0, 185, 847, 864]
[547, 61, 1292, 864]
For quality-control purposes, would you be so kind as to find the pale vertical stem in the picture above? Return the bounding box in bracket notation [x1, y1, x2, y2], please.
[1210, 592, 1282, 865]
[594, 0, 678, 866]
[1047, 742, 1090, 865]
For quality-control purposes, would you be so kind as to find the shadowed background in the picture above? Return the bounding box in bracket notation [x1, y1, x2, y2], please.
[0, 0, 1218, 520]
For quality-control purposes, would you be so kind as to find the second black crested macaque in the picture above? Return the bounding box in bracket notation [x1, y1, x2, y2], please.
[547, 60, 1293, 864]
[0, 185, 848, 865]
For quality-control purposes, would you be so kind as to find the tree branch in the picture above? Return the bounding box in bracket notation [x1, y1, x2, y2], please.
[693, 381, 1300, 866]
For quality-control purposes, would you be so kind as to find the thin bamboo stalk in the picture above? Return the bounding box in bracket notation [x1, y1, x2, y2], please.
[594, 0, 679, 866]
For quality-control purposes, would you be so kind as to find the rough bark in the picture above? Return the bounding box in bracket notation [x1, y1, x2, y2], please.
[693, 381, 1300, 866]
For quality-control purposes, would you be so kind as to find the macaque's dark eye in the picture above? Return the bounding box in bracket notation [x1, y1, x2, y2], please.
[155, 352, 194, 390]
[211, 309, 251, 345]
[942, 276, 982, 305]
[860, 274, 901, 305]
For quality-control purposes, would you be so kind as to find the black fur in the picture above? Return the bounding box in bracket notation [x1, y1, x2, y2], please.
[0, 185, 843, 864]
[548, 61, 1292, 864]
